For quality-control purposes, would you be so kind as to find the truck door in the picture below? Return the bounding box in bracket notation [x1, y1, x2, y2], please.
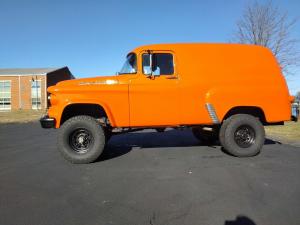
[129, 51, 180, 127]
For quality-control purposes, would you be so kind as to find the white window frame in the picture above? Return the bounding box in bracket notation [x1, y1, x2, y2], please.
[0, 80, 11, 110]
[31, 79, 41, 110]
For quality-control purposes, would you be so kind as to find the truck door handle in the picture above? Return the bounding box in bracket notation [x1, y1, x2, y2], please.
[166, 76, 178, 79]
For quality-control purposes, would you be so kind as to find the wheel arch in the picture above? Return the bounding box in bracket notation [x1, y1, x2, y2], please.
[222, 106, 267, 124]
[59, 102, 115, 127]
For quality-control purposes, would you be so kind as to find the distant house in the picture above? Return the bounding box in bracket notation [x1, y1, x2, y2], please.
[0, 67, 74, 111]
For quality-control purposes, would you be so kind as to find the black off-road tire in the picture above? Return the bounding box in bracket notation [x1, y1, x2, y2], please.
[219, 114, 265, 157]
[58, 115, 106, 164]
[192, 127, 219, 144]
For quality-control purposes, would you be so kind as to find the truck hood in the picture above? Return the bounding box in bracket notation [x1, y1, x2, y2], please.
[48, 75, 128, 93]
[57, 75, 120, 86]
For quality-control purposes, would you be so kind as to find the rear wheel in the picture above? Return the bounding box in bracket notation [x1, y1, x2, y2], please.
[192, 127, 219, 144]
[58, 115, 106, 164]
[219, 114, 265, 157]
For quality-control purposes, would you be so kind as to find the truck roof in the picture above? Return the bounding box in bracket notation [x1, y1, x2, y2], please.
[132, 43, 278, 80]
[132, 43, 269, 53]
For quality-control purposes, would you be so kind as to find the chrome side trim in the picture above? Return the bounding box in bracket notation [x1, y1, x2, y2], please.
[205, 103, 220, 124]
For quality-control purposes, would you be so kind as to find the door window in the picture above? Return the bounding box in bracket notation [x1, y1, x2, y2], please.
[119, 53, 137, 74]
[142, 53, 174, 75]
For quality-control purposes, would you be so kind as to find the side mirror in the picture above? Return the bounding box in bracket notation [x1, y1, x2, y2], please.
[144, 51, 160, 79]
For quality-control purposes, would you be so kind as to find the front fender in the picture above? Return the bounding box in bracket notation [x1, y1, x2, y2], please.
[48, 82, 130, 128]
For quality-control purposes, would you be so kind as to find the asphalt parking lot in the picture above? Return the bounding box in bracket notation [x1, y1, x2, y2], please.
[0, 122, 300, 225]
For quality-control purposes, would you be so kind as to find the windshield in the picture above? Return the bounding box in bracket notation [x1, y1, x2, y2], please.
[119, 53, 137, 74]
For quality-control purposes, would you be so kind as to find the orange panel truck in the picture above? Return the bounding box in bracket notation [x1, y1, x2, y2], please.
[40, 43, 298, 163]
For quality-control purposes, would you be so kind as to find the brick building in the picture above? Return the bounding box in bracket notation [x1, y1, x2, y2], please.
[0, 67, 74, 111]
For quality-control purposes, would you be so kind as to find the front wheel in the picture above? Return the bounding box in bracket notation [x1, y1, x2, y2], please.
[219, 114, 265, 157]
[58, 115, 106, 164]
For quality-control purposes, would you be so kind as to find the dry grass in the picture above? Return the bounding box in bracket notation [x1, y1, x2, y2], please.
[0, 110, 45, 124]
[265, 121, 300, 143]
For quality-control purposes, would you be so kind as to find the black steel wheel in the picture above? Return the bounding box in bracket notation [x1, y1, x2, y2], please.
[234, 125, 256, 148]
[69, 128, 94, 154]
[219, 114, 265, 157]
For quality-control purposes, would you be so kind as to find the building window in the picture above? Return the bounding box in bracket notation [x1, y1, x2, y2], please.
[0, 81, 11, 110]
[31, 80, 41, 110]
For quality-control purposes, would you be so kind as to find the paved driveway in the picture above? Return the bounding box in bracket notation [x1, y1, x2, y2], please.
[0, 122, 299, 225]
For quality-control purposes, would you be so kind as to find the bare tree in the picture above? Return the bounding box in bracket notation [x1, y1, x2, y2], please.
[296, 91, 300, 101]
[233, 1, 299, 75]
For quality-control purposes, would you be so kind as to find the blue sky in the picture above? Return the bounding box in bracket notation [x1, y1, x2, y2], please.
[0, 0, 299, 94]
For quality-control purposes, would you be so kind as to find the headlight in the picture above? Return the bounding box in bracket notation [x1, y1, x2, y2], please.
[49, 94, 58, 105]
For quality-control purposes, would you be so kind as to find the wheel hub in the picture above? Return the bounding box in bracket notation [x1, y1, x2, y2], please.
[69, 128, 94, 154]
[234, 125, 255, 148]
